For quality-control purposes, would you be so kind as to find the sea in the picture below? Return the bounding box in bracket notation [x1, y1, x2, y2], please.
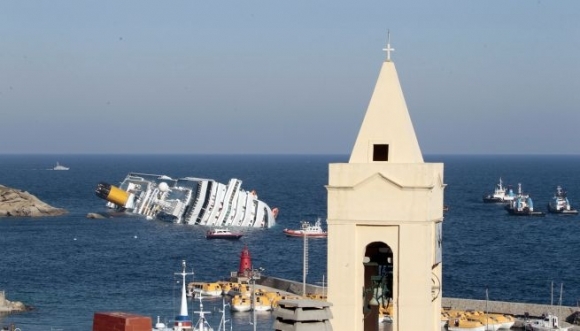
[1, 154, 580, 331]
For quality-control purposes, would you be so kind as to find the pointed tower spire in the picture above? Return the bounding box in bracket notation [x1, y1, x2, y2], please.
[349, 31, 423, 164]
[327, 32, 445, 331]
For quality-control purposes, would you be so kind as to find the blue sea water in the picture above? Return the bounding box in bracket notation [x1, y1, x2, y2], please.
[1, 154, 580, 331]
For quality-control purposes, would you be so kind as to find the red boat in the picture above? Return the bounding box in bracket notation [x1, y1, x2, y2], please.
[206, 228, 243, 240]
[283, 218, 327, 238]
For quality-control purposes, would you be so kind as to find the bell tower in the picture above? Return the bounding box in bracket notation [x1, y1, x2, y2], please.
[326, 33, 445, 331]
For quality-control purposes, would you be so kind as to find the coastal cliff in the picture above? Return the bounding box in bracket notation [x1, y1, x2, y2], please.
[0, 184, 67, 217]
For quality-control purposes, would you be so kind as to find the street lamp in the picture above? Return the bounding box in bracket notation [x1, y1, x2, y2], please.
[247, 267, 265, 331]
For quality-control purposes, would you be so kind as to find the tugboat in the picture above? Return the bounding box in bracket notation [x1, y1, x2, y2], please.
[547, 186, 578, 215]
[505, 183, 544, 216]
[482, 178, 515, 203]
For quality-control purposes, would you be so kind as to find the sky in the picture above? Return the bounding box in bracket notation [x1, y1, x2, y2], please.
[1, 1, 579, 155]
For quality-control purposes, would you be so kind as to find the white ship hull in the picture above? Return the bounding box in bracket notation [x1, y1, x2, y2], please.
[95, 173, 278, 228]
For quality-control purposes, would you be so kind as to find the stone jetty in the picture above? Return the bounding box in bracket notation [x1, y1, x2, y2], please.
[0, 184, 67, 217]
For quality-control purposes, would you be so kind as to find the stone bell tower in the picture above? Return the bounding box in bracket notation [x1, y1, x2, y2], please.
[326, 33, 445, 331]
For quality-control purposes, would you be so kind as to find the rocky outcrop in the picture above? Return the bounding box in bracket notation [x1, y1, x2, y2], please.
[86, 212, 107, 219]
[0, 185, 67, 217]
[0, 291, 30, 313]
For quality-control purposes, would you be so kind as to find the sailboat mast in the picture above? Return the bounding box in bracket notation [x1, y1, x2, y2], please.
[551, 281, 554, 307]
[559, 283, 563, 306]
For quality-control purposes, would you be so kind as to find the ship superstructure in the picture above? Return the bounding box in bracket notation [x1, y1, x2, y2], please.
[95, 173, 278, 228]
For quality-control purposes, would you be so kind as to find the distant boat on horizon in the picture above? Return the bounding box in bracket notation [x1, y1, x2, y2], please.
[53, 162, 69, 171]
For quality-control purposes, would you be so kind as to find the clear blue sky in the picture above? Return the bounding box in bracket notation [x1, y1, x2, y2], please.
[1, 1, 579, 155]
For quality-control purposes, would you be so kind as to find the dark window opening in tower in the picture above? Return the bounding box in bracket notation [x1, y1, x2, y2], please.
[373, 144, 389, 161]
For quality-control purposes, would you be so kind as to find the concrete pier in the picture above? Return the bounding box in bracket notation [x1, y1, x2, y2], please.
[258, 277, 580, 329]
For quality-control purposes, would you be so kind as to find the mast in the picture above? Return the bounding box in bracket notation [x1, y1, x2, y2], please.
[303, 233, 309, 296]
[174, 260, 194, 331]
[176, 260, 194, 317]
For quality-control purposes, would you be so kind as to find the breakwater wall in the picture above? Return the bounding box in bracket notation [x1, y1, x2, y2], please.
[443, 297, 580, 327]
[258, 276, 325, 296]
[258, 277, 580, 328]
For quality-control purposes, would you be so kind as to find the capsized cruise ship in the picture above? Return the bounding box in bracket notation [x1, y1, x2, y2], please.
[95, 173, 278, 228]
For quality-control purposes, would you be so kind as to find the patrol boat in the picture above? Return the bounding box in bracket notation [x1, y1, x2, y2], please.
[95, 172, 278, 228]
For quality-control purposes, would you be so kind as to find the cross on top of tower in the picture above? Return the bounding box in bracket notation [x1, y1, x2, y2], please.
[382, 30, 395, 61]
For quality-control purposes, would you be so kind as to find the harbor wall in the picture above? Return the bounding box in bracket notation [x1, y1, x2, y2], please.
[443, 297, 578, 319]
[259, 277, 580, 328]
[258, 276, 325, 296]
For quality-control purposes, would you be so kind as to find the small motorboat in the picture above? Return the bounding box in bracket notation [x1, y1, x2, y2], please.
[188, 282, 224, 297]
[230, 293, 273, 312]
[547, 186, 578, 214]
[463, 311, 503, 331]
[524, 313, 571, 331]
[445, 309, 486, 331]
[283, 218, 327, 238]
[230, 294, 251, 312]
[446, 316, 486, 331]
[205, 228, 243, 240]
[486, 313, 515, 330]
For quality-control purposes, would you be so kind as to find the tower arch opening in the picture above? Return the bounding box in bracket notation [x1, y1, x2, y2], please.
[363, 241, 394, 331]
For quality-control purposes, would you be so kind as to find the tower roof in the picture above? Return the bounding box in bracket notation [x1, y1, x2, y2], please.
[348, 35, 423, 164]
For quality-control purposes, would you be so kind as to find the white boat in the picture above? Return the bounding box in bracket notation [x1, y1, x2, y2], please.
[463, 312, 503, 331]
[53, 162, 69, 171]
[547, 186, 578, 214]
[482, 178, 514, 203]
[189, 282, 224, 297]
[447, 317, 486, 331]
[206, 228, 243, 240]
[230, 293, 272, 312]
[283, 218, 327, 238]
[230, 295, 251, 312]
[95, 173, 278, 228]
[525, 313, 571, 331]
[486, 313, 515, 330]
